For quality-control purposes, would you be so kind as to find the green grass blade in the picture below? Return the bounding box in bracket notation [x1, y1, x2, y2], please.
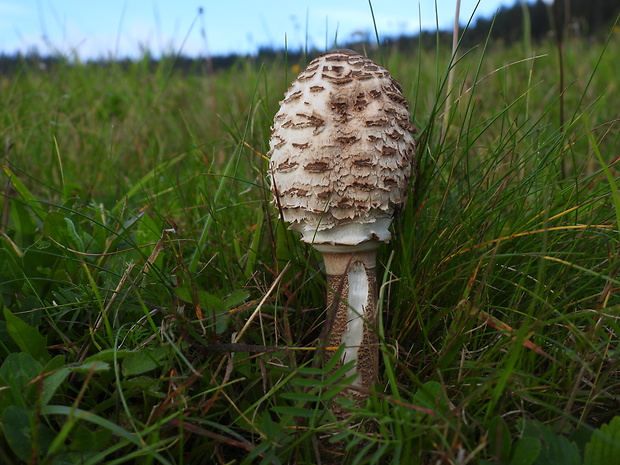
[1, 162, 47, 222]
[41, 405, 173, 465]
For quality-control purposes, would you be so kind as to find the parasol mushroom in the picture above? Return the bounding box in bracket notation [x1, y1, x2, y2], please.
[269, 49, 416, 409]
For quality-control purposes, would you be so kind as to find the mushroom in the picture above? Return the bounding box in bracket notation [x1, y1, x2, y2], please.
[269, 49, 416, 409]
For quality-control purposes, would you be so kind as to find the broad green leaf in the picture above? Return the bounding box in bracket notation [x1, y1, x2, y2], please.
[19, 295, 42, 327]
[3, 307, 49, 362]
[413, 381, 450, 415]
[63, 216, 84, 251]
[487, 415, 512, 462]
[83, 348, 132, 363]
[570, 427, 593, 457]
[584, 416, 620, 465]
[69, 425, 113, 452]
[522, 420, 580, 465]
[0, 352, 42, 389]
[0, 373, 10, 412]
[39, 355, 110, 405]
[176, 287, 224, 311]
[0, 352, 42, 411]
[40, 368, 70, 408]
[2, 405, 32, 461]
[40, 355, 68, 407]
[68, 361, 110, 373]
[121, 376, 164, 398]
[222, 289, 250, 309]
[510, 436, 541, 465]
[122, 346, 169, 377]
[21, 244, 59, 273]
[63, 181, 84, 200]
[43, 211, 84, 252]
[0, 233, 22, 257]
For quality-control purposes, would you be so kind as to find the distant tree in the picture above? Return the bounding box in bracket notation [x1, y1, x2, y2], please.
[463, 0, 551, 46]
[1, 0, 618, 76]
[462, 0, 619, 47]
[557, 0, 620, 36]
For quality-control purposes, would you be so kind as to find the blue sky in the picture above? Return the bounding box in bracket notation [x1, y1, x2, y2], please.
[0, 0, 529, 59]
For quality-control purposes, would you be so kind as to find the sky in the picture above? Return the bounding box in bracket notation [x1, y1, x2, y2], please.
[0, 0, 531, 60]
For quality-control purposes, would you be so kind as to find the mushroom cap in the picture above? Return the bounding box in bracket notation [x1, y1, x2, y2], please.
[269, 49, 416, 246]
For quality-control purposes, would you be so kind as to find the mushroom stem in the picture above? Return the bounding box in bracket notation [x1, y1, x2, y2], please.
[268, 49, 416, 431]
[316, 243, 379, 404]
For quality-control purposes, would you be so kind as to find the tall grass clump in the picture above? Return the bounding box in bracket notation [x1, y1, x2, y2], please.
[1, 16, 620, 465]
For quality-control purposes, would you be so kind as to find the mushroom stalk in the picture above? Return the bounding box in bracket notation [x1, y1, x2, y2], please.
[318, 243, 379, 398]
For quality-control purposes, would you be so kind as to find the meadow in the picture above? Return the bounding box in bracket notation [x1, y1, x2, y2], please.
[1, 20, 620, 465]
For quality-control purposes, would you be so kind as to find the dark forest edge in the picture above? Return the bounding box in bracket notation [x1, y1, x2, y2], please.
[0, 0, 618, 76]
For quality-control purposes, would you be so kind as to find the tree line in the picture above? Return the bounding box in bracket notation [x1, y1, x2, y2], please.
[0, 0, 618, 75]
[462, 0, 619, 46]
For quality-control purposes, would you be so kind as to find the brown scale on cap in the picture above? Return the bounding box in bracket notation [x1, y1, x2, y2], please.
[269, 49, 416, 234]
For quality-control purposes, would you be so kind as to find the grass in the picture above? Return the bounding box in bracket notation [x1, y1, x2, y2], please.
[1, 19, 620, 465]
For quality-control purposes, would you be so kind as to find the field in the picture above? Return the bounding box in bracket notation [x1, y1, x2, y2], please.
[1, 22, 620, 465]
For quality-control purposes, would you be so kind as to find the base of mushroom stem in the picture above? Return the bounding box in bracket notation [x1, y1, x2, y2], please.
[316, 242, 380, 412]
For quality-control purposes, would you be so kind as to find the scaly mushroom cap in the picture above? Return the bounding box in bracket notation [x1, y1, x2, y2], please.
[269, 49, 416, 246]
